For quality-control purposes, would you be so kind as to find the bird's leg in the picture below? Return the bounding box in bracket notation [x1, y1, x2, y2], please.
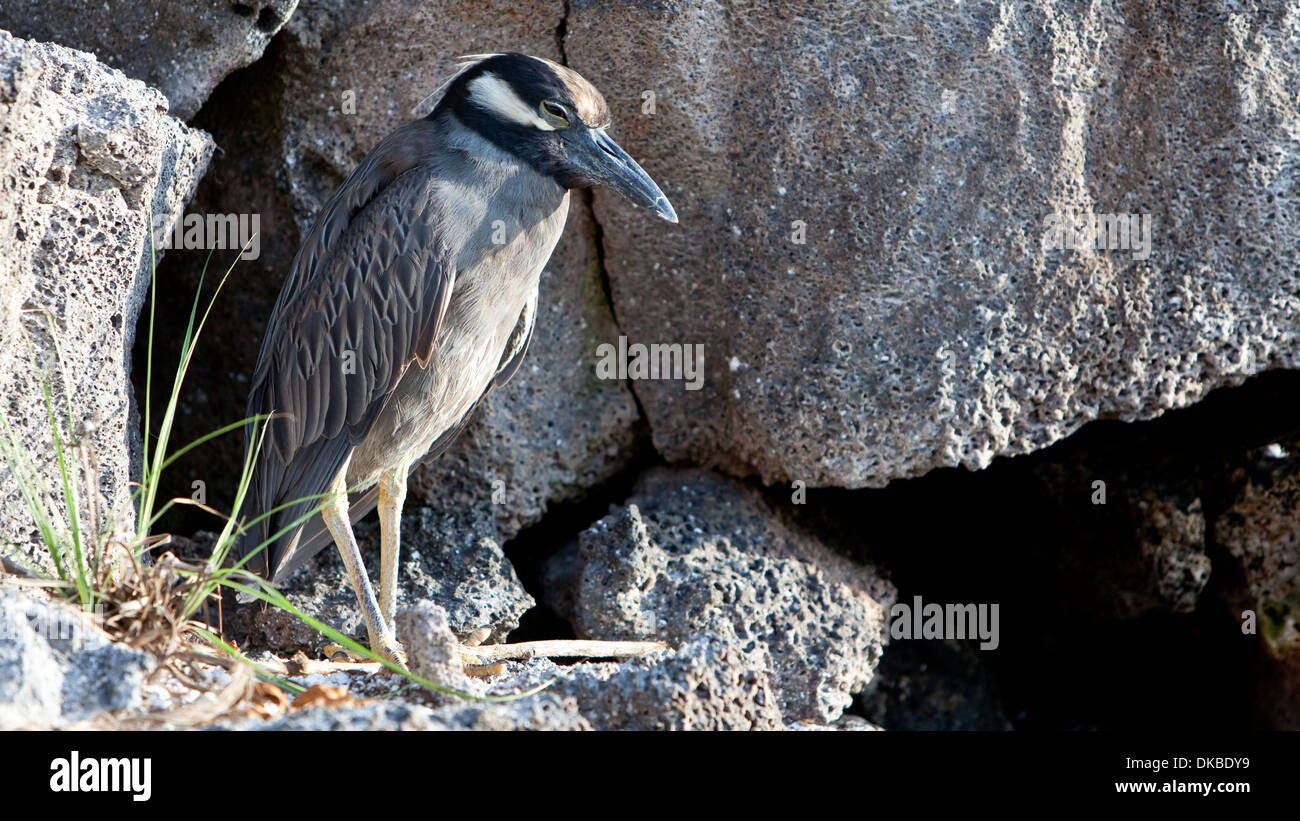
[377, 463, 409, 633]
[322, 473, 406, 668]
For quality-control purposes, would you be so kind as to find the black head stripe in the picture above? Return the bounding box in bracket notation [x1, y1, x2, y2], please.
[433, 53, 609, 186]
[444, 54, 567, 112]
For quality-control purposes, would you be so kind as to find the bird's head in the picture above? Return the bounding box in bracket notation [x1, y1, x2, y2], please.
[438, 52, 677, 223]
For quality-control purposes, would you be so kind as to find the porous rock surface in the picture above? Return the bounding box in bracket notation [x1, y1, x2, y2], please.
[524, 636, 785, 731]
[0, 589, 152, 729]
[0, 1, 298, 120]
[566, 0, 1300, 487]
[212, 693, 594, 731]
[0, 31, 212, 570]
[546, 468, 895, 723]
[1032, 457, 1212, 621]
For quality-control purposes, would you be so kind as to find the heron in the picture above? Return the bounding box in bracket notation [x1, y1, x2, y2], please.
[236, 53, 677, 666]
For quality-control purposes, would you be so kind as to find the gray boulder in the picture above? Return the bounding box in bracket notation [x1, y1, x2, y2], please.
[0, 1, 297, 120]
[0, 31, 212, 572]
[394, 600, 476, 698]
[546, 468, 895, 723]
[566, 1, 1300, 488]
[474, 638, 785, 731]
[0, 589, 152, 729]
[549, 635, 785, 731]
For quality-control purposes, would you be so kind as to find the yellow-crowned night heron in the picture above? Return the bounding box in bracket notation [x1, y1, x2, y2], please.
[237, 53, 676, 665]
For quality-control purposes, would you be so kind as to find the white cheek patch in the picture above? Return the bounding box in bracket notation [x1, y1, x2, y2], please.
[467, 73, 556, 131]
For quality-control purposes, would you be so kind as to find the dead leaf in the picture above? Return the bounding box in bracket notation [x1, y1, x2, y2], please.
[292, 684, 359, 711]
[240, 681, 290, 720]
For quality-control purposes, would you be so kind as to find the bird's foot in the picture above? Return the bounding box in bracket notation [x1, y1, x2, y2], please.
[375, 638, 408, 670]
[322, 639, 408, 670]
[323, 642, 354, 661]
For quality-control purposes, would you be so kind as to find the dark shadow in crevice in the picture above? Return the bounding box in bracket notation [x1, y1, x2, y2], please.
[785, 367, 1300, 730]
[497, 366, 1298, 727]
[503, 427, 662, 646]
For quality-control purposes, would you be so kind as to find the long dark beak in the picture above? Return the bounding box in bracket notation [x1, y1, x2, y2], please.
[569, 127, 678, 223]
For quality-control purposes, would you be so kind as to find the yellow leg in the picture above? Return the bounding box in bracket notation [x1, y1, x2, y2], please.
[377, 463, 409, 632]
[322, 472, 406, 668]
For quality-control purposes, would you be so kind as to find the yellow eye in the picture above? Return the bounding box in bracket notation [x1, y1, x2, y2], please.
[539, 100, 571, 127]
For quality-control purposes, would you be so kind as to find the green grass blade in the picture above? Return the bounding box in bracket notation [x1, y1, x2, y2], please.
[0, 412, 66, 580]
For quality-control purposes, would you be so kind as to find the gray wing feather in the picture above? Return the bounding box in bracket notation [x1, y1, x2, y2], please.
[269, 296, 538, 583]
[238, 121, 456, 581]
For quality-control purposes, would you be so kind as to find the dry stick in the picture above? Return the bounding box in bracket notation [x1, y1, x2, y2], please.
[251, 639, 671, 677]
[461, 639, 669, 661]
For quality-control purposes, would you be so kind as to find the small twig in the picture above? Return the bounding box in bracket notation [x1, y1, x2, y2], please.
[461, 639, 669, 661]
[0, 575, 72, 588]
[249, 653, 381, 677]
[252, 639, 670, 676]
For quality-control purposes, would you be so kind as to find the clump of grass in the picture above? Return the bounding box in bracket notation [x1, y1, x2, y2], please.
[0, 238, 538, 708]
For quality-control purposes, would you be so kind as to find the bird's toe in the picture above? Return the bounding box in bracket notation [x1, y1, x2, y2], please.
[377, 640, 408, 670]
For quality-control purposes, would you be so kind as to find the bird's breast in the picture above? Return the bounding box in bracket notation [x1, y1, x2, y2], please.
[345, 185, 569, 488]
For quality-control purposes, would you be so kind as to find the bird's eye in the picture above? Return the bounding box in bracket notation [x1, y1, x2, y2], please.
[539, 100, 571, 128]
